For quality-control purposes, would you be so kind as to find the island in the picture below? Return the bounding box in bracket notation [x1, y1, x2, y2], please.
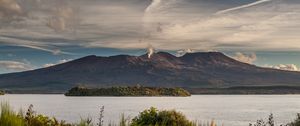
[65, 86, 191, 97]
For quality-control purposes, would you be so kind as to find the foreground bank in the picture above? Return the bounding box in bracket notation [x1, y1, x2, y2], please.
[1, 103, 300, 126]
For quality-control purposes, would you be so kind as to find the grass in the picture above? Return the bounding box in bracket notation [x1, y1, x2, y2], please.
[0, 103, 25, 126]
[0, 102, 299, 126]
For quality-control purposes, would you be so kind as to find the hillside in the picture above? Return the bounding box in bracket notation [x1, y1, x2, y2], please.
[1, 52, 300, 93]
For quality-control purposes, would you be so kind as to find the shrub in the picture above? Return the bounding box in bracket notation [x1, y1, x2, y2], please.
[249, 114, 275, 126]
[287, 114, 300, 126]
[24, 104, 72, 126]
[131, 107, 195, 126]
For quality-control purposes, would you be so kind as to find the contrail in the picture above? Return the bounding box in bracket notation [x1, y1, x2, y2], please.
[216, 0, 272, 15]
[145, 0, 161, 14]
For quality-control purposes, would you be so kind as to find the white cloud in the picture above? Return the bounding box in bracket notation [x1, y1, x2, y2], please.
[232, 52, 257, 64]
[176, 49, 195, 57]
[43, 59, 72, 67]
[265, 64, 299, 71]
[43, 63, 54, 68]
[0, 60, 32, 71]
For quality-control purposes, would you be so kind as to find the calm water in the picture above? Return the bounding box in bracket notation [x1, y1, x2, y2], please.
[0, 95, 299, 126]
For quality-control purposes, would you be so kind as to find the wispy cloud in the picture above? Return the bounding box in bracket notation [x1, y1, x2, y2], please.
[145, 1, 300, 51]
[0, 36, 72, 55]
[0, 60, 32, 71]
[0, 0, 300, 52]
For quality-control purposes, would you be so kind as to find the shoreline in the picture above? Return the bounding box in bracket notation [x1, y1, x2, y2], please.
[3, 86, 300, 95]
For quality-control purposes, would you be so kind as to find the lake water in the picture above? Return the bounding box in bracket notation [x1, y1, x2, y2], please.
[0, 95, 299, 126]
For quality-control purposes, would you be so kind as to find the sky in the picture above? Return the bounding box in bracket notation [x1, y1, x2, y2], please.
[0, 0, 300, 74]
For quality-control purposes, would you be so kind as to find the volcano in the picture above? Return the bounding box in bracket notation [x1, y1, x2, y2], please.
[1, 52, 300, 93]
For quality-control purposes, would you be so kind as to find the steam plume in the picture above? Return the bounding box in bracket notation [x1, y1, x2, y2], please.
[147, 44, 155, 59]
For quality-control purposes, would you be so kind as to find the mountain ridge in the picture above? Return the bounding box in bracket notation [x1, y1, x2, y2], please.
[0, 51, 300, 93]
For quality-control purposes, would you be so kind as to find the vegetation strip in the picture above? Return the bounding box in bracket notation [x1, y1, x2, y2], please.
[65, 86, 191, 97]
[186, 86, 300, 95]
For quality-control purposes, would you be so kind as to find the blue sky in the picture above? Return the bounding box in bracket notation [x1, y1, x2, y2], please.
[0, 0, 300, 73]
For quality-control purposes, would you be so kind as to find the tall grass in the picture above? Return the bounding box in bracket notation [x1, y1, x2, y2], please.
[77, 117, 93, 126]
[119, 114, 130, 126]
[0, 102, 25, 126]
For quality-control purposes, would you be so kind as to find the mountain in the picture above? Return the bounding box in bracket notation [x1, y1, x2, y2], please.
[1, 52, 300, 93]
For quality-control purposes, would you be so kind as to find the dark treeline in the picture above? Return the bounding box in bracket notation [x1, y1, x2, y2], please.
[186, 86, 300, 94]
[65, 86, 191, 97]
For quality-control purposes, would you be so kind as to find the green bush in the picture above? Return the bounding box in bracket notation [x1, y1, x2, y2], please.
[24, 104, 72, 126]
[288, 114, 300, 126]
[131, 107, 195, 126]
[0, 90, 4, 95]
